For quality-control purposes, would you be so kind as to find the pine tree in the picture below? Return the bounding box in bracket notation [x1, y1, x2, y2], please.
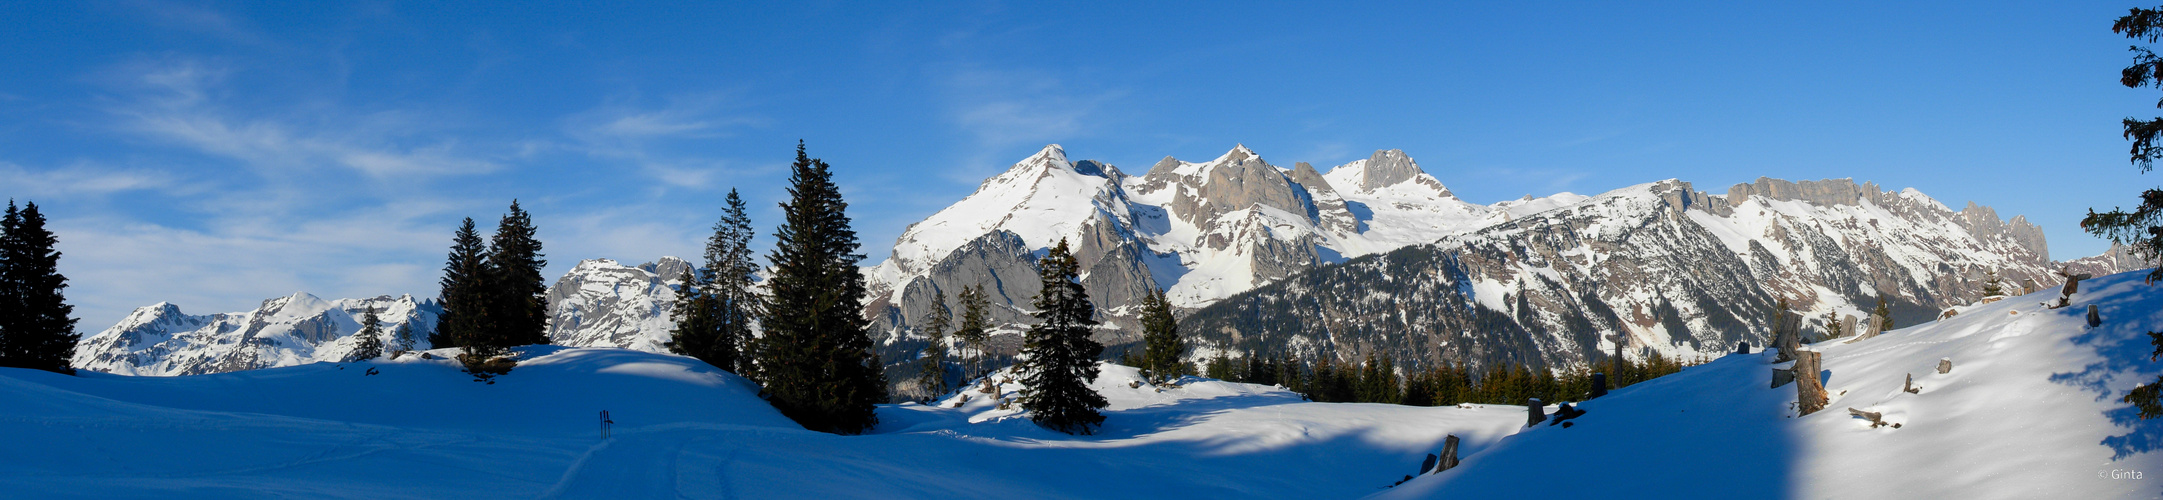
[392, 322, 416, 355]
[914, 288, 953, 402]
[1137, 287, 1185, 384]
[2092, 7, 2163, 283]
[1873, 296, 1895, 332]
[757, 142, 887, 434]
[0, 202, 78, 372]
[1980, 270, 2006, 298]
[665, 268, 732, 370]
[349, 306, 385, 362]
[2105, 7, 2163, 420]
[706, 189, 760, 377]
[1820, 309, 1844, 339]
[955, 284, 992, 380]
[434, 218, 491, 351]
[488, 201, 549, 347]
[1016, 239, 1108, 434]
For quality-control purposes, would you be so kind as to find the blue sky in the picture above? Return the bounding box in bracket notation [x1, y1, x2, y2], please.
[0, 1, 2152, 330]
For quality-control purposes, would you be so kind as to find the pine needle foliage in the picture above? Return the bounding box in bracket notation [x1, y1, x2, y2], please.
[757, 142, 887, 435]
[1137, 288, 1185, 384]
[954, 284, 992, 380]
[914, 288, 953, 402]
[2106, 7, 2163, 420]
[349, 306, 385, 362]
[1016, 239, 1108, 434]
[487, 201, 549, 347]
[0, 201, 78, 373]
[435, 218, 491, 351]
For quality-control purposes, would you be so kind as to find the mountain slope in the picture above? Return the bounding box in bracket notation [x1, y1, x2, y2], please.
[1379, 269, 2163, 499]
[1183, 177, 2109, 369]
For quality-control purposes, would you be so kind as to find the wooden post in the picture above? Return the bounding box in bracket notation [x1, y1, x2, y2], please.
[1795, 351, 1827, 416]
[1903, 373, 1918, 394]
[2088, 304, 2103, 328]
[1435, 434, 1461, 473]
[1526, 398, 1546, 427]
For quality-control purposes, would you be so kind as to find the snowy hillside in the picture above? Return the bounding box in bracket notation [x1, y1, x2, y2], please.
[3, 347, 1529, 499]
[1381, 268, 2163, 499]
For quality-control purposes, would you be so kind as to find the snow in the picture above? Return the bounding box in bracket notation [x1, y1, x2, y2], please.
[1381, 269, 2163, 499]
[4, 347, 1531, 498]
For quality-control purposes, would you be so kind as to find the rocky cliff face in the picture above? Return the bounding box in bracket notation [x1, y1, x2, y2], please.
[72, 293, 440, 376]
[1181, 177, 2133, 370]
[72, 258, 695, 376]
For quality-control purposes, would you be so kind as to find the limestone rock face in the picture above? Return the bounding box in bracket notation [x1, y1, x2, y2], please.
[72, 293, 441, 376]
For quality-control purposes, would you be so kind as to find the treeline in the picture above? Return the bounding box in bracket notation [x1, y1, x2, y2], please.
[1200, 350, 1702, 406]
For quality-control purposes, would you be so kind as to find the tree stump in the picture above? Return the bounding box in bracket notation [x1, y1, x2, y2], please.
[1590, 372, 1608, 399]
[2088, 304, 2103, 328]
[1773, 311, 1804, 363]
[1846, 313, 1885, 344]
[1736, 341, 1750, 355]
[1421, 453, 1439, 475]
[1548, 403, 1587, 426]
[1840, 314, 1858, 338]
[1526, 398, 1546, 427]
[1772, 368, 1795, 388]
[1795, 351, 1828, 416]
[1435, 435, 1461, 473]
[1937, 358, 1953, 374]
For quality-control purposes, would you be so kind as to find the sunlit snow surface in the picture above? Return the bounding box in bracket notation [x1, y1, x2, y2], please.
[14, 270, 2163, 498]
[1381, 269, 2163, 499]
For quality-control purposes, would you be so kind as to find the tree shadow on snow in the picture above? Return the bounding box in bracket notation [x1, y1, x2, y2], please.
[2045, 278, 2163, 461]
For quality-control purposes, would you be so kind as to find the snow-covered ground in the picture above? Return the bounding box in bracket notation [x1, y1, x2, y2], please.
[1, 348, 1523, 498]
[1383, 269, 2163, 499]
[15, 269, 2163, 498]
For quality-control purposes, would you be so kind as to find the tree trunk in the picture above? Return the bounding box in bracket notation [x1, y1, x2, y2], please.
[1773, 311, 1804, 363]
[1435, 434, 1461, 473]
[1526, 398, 1546, 427]
[1796, 351, 1827, 416]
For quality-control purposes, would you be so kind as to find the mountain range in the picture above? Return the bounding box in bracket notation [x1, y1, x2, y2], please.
[69, 144, 2153, 381]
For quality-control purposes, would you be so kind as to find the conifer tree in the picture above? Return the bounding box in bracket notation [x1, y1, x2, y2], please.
[392, 322, 416, 355]
[0, 202, 78, 372]
[1820, 310, 1844, 339]
[2103, 7, 2163, 420]
[954, 284, 992, 380]
[914, 288, 953, 402]
[349, 306, 385, 362]
[435, 218, 491, 350]
[1016, 239, 1108, 434]
[488, 201, 549, 347]
[1980, 270, 2006, 298]
[665, 268, 733, 370]
[706, 189, 760, 377]
[1873, 296, 1895, 331]
[1137, 288, 1185, 384]
[757, 142, 887, 434]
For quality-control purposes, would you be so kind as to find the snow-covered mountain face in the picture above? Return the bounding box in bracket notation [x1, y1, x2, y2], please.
[1183, 177, 2152, 370]
[72, 258, 693, 376]
[862, 145, 1585, 360]
[70, 293, 441, 376]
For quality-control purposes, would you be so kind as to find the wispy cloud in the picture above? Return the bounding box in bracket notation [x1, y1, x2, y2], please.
[938, 66, 1126, 178]
[0, 161, 194, 198]
[562, 93, 768, 189]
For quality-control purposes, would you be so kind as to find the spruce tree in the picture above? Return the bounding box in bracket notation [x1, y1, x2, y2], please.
[757, 142, 887, 434]
[665, 268, 732, 370]
[488, 201, 549, 347]
[1137, 287, 1185, 384]
[0, 202, 78, 372]
[1873, 296, 1894, 331]
[914, 288, 953, 402]
[392, 322, 416, 355]
[435, 218, 491, 350]
[2093, 7, 2163, 283]
[2104, 7, 2163, 419]
[706, 189, 759, 377]
[1016, 239, 1108, 434]
[955, 284, 992, 380]
[1980, 270, 2006, 298]
[349, 306, 385, 362]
